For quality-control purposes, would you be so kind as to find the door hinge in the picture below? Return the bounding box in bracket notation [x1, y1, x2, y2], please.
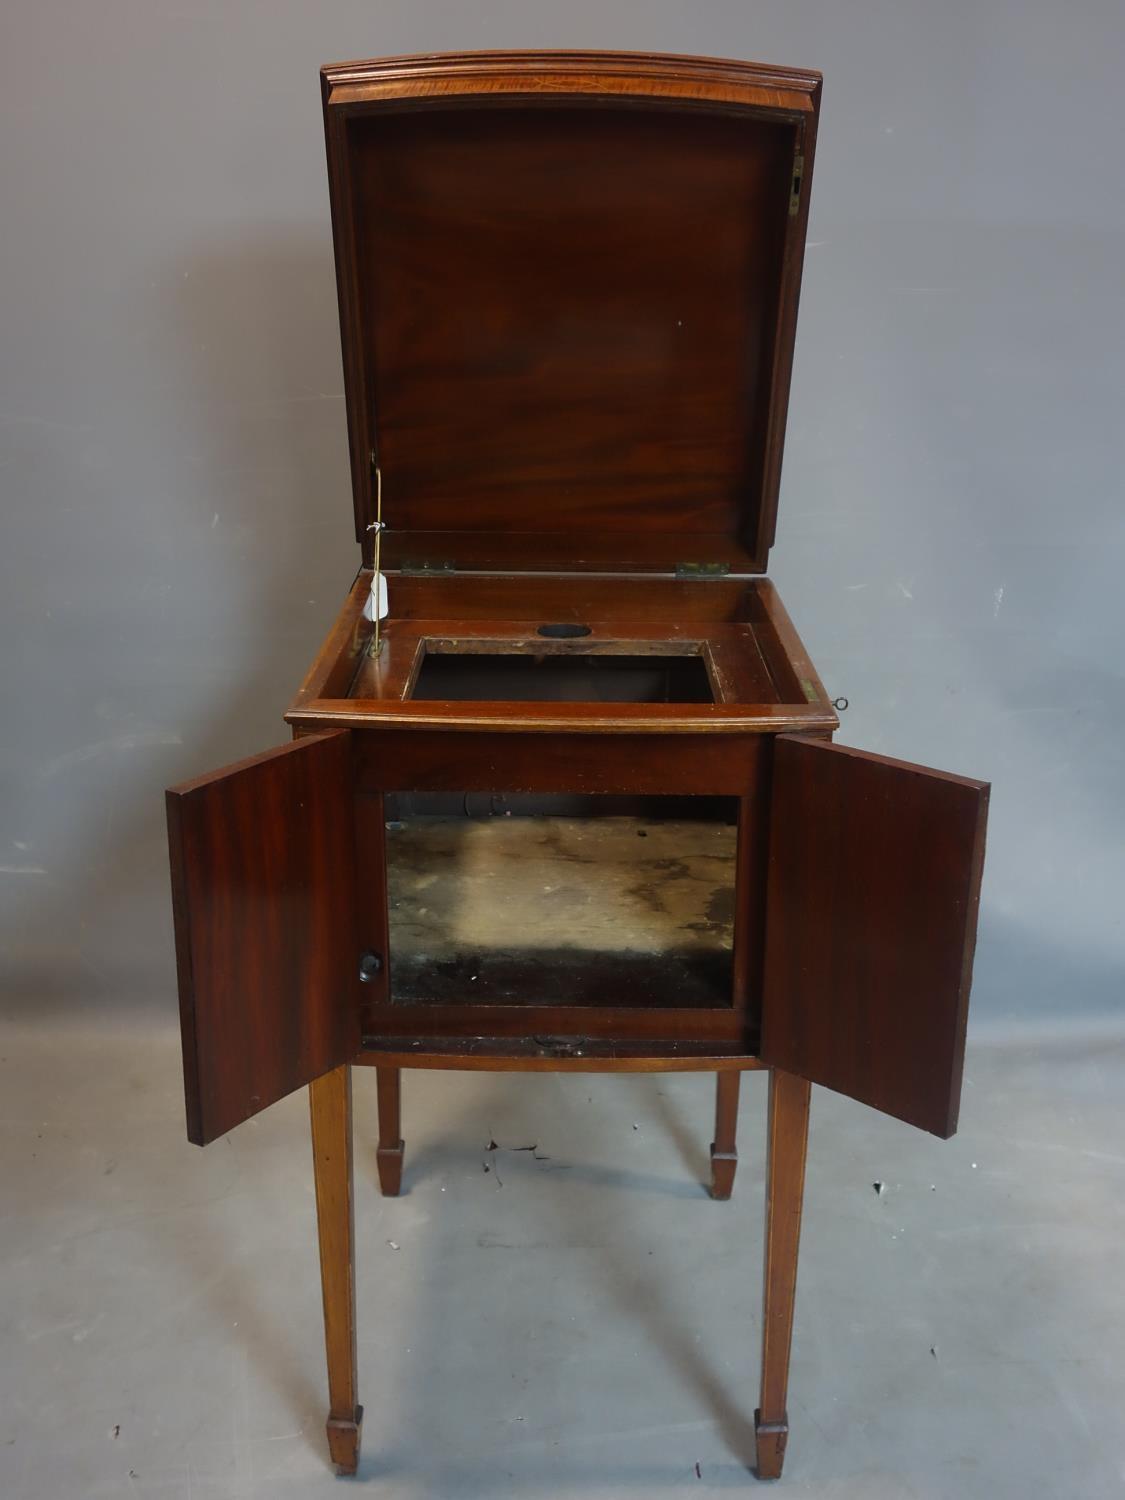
[788, 151, 805, 217]
[675, 561, 730, 579]
[398, 558, 456, 576]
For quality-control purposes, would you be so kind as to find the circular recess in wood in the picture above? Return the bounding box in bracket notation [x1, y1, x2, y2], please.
[536, 622, 591, 639]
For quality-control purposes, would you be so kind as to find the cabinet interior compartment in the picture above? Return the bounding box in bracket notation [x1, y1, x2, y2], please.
[409, 640, 715, 704]
[384, 795, 739, 1009]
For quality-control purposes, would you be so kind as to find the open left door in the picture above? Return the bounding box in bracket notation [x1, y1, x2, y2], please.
[167, 731, 361, 1146]
[761, 735, 989, 1138]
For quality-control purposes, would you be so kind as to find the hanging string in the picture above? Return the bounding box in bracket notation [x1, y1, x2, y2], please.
[367, 464, 384, 658]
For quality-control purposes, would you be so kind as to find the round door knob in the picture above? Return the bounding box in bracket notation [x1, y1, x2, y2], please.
[358, 951, 383, 982]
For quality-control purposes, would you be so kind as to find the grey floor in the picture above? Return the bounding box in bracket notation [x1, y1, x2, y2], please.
[3, 1020, 1124, 1499]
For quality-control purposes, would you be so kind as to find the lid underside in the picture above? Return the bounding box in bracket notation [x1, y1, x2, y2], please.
[323, 53, 820, 574]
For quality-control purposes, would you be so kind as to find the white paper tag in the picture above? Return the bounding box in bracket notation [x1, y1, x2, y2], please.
[362, 573, 389, 622]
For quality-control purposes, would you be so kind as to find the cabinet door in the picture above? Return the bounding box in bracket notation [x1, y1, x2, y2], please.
[760, 736, 989, 1138]
[167, 732, 360, 1146]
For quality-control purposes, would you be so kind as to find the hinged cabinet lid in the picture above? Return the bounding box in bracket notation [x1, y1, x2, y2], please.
[321, 51, 821, 575]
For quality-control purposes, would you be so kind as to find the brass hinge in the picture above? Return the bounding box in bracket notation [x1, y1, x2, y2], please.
[398, 558, 456, 576]
[675, 561, 730, 579]
[788, 151, 805, 216]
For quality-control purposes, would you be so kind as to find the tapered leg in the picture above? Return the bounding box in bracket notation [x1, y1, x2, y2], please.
[709, 1070, 741, 1199]
[375, 1066, 404, 1196]
[755, 1069, 811, 1480]
[310, 1066, 363, 1475]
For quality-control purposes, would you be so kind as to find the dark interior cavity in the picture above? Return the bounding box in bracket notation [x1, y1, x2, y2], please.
[537, 622, 592, 639]
[384, 803, 738, 1010]
[411, 650, 713, 704]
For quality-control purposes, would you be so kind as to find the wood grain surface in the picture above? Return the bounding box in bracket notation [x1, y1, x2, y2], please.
[321, 51, 821, 573]
[761, 737, 989, 1137]
[168, 733, 361, 1145]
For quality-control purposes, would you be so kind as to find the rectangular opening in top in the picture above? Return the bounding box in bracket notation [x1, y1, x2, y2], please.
[409, 642, 715, 704]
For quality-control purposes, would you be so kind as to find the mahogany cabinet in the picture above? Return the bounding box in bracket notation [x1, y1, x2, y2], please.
[166, 51, 989, 1481]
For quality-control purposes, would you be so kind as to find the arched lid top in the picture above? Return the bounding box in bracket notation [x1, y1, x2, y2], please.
[321, 51, 822, 575]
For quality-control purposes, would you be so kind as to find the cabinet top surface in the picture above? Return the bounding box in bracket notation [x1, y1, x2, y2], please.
[321, 50, 822, 576]
[286, 573, 839, 735]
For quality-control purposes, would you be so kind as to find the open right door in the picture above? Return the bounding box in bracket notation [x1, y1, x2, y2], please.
[760, 735, 989, 1138]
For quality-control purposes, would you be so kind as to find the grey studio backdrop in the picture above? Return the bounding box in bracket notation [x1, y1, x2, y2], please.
[4, 9, 1125, 1039]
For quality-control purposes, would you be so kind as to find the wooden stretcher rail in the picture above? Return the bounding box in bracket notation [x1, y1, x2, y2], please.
[356, 1036, 765, 1071]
